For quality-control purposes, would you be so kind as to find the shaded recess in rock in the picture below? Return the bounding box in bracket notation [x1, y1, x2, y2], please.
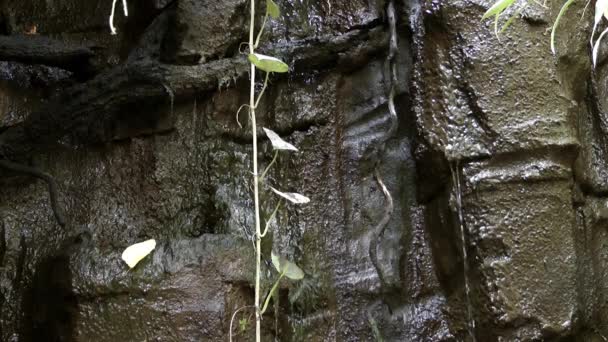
[19, 255, 76, 342]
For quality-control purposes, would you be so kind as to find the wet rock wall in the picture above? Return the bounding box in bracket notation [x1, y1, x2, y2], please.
[0, 0, 606, 341]
[415, 0, 606, 340]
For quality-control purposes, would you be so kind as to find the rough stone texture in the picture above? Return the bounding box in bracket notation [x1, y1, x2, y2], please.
[2, 0, 608, 341]
[413, 0, 604, 340]
[161, 0, 248, 64]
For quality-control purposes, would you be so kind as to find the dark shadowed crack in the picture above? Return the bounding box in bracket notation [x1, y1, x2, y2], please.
[218, 119, 330, 146]
[0, 34, 96, 76]
[452, 34, 499, 142]
[442, 33, 498, 148]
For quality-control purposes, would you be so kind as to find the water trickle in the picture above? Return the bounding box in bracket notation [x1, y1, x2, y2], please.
[449, 161, 476, 342]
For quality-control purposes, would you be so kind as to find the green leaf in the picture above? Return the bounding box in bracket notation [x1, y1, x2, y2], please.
[551, 0, 576, 54]
[500, 3, 526, 34]
[248, 53, 289, 73]
[482, 0, 516, 20]
[261, 273, 283, 314]
[239, 318, 249, 332]
[267, 0, 280, 19]
[271, 252, 304, 280]
[271, 252, 280, 272]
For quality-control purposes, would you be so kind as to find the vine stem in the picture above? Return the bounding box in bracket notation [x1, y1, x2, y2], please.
[229, 305, 255, 342]
[260, 200, 281, 238]
[249, 0, 262, 341]
[108, 0, 128, 35]
[255, 72, 270, 108]
[261, 273, 284, 314]
[254, 13, 269, 49]
[260, 150, 278, 181]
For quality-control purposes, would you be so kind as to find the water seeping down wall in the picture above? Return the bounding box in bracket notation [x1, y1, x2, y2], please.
[0, 0, 607, 340]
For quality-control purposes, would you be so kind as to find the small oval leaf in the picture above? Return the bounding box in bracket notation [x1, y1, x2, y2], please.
[263, 128, 298, 151]
[121, 239, 156, 268]
[248, 53, 289, 73]
[283, 262, 304, 280]
[271, 252, 304, 280]
[267, 0, 280, 19]
[271, 187, 310, 204]
[271, 252, 281, 273]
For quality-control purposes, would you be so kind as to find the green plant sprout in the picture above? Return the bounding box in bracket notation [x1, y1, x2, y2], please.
[367, 312, 385, 342]
[482, 0, 608, 63]
[232, 0, 308, 341]
[260, 253, 305, 314]
[482, 0, 518, 36]
[239, 317, 250, 333]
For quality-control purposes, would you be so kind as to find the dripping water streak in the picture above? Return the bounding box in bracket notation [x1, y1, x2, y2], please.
[450, 161, 476, 341]
[386, 0, 399, 139]
[162, 83, 175, 117]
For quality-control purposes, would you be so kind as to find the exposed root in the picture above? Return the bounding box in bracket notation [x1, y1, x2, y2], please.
[369, 168, 394, 289]
[368, 0, 399, 290]
[109, 0, 129, 35]
[229, 305, 255, 342]
[0, 160, 66, 227]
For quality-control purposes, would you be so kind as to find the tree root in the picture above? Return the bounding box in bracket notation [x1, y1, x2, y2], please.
[369, 168, 394, 289]
[0, 34, 96, 76]
[0, 26, 387, 160]
[0, 160, 65, 227]
[0, 25, 388, 230]
[368, 0, 399, 291]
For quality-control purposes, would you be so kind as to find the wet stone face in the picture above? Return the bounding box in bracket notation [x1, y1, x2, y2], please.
[160, 0, 249, 64]
[0, 0, 607, 341]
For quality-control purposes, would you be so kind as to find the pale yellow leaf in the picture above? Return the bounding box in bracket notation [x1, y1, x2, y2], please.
[121, 239, 156, 268]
